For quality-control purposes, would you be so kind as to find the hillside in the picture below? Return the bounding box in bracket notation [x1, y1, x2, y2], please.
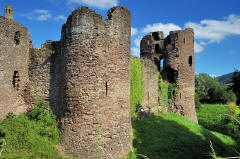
[217, 72, 233, 84]
[132, 112, 237, 159]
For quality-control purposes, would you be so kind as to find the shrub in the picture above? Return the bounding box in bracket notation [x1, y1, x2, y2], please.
[227, 102, 240, 121]
[195, 93, 201, 111]
[0, 96, 62, 158]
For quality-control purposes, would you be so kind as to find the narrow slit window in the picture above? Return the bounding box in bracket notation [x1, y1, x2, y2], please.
[188, 56, 192, 67]
[105, 81, 108, 96]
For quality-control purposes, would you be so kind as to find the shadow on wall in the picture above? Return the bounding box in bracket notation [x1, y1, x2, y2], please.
[132, 115, 237, 159]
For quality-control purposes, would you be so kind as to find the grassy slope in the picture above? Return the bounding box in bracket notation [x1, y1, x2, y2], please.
[197, 104, 240, 146]
[197, 104, 228, 130]
[132, 112, 237, 159]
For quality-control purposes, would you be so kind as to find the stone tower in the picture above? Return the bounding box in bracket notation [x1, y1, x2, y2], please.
[60, 6, 132, 158]
[140, 32, 165, 114]
[140, 29, 198, 123]
[164, 28, 197, 123]
[5, 5, 13, 19]
[0, 14, 31, 120]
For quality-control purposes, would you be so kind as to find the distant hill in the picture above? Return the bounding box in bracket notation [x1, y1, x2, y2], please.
[217, 72, 234, 84]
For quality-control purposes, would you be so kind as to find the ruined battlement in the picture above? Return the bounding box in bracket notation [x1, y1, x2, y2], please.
[140, 28, 197, 123]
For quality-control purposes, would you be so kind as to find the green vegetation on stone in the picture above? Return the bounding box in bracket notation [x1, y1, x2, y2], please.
[158, 77, 169, 107]
[0, 97, 64, 159]
[158, 76, 179, 107]
[130, 57, 144, 118]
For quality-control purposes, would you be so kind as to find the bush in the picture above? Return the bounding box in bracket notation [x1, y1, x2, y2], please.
[0, 97, 63, 158]
[195, 93, 201, 111]
[227, 102, 240, 121]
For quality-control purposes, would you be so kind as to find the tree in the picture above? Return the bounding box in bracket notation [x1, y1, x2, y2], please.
[232, 69, 240, 105]
[195, 73, 236, 104]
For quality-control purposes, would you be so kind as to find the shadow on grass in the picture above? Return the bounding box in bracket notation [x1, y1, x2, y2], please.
[132, 115, 237, 159]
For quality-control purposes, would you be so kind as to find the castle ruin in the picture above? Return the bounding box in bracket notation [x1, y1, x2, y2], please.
[140, 30, 197, 123]
[0, 4, 197, 158]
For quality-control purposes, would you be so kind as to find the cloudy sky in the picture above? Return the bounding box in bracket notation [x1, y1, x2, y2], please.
[1, 0, 240, 76]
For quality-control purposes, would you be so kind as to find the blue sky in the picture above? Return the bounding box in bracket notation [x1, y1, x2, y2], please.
[1, 0, 240, 76]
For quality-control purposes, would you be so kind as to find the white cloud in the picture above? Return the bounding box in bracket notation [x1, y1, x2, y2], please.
[68, 0, 118, 9]
[210, 74, 217, 78]
[20, 13, 34, 20]
[131, 47, 140, 57]
[194, 42, 205, 53]
[34, 9, 51, 21]
[142, 23, 181, 37]
[185, 14, 240, 43]
[134, 36, 142, 47]
[21, 9, 52, 21]
[130, 14, 240, 54]
[54, 15, 67, 21]
[229, 50, 236, 55]
[131, 27, 138, 36]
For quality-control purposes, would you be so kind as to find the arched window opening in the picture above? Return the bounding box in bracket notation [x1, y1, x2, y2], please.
[12, 71, 20, 90]
[152, 32, 160, 41]
[14, 31, 21, 45]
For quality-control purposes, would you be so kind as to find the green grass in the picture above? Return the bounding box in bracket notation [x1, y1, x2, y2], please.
[197, 104, 228, 130]
[197, 104, 240, 145]
[130, 57, 144, 118]
[131, 112, 237, 159]
[0, 97, 64, 159]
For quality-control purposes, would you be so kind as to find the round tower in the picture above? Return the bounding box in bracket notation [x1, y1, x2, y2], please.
[60, 6, 132, 158]
[5, 5, 13, 19]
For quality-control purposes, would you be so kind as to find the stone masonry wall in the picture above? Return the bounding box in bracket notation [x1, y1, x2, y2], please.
[60, 6, 132, 158]
[164, 29, 197, 123]
[0, 16, 31, 120]
[140, 29, 198, 123]
[28, 40, 62, 115]
[140, 32, 165, 115]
